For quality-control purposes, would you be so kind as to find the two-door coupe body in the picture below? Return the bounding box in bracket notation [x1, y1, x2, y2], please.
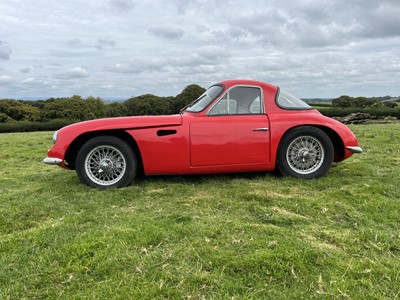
[44, 79, 362, 188]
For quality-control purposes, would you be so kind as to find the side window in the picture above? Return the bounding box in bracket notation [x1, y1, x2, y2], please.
[249, 96, 261, 113]
[209, 94, 237, 115]
[209, 86, 262, 116]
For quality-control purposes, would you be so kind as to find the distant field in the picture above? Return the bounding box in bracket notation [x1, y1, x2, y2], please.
[1, 125, 399, 299]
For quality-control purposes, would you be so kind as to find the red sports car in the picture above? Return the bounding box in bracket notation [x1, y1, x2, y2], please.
[43, 79, 362, 188]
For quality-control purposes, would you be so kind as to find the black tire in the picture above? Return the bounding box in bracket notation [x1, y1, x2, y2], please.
[75, 136, 137, 188]
[276, 126, 333, 179]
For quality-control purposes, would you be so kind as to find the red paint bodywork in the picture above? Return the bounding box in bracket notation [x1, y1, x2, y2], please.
[46, 80, 360, 175]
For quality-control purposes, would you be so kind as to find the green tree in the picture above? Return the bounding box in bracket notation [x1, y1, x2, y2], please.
[124, 94, 172, 116]
[173, 84, 206, 113]
[106, 102, 128, 117]
[332, 96, 378, 108]
[0, 99, 40, 121]
[354, 97, 376, 108]
[332, 96, 354, 108]
[86, 96, 106, 118]
[383, 102, 397, 108]
[0, 112, 14, 123]
[42, 97, 95, 121]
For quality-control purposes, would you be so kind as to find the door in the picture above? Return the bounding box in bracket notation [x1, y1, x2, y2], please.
[190, 86, 270, 167]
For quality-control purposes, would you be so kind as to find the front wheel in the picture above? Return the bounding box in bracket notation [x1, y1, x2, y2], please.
[76, 136, 137, 188]
[276, 127, 333, 179]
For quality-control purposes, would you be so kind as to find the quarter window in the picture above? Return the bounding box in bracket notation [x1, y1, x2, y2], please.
[276, 88, 312, 110]
[209, 86, 263, 115]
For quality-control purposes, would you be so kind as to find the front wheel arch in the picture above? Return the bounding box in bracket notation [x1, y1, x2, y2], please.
[64, 130, 144, 175]
[75, 135, 137, 188]
[276, 126, 334, 179]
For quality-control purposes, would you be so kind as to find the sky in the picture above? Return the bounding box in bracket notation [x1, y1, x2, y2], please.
[1, 0, 400, 99]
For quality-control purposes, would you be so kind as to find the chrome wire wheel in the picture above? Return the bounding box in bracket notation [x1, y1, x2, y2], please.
[84, 145, 127, 186]
[286, 135, 324, 175]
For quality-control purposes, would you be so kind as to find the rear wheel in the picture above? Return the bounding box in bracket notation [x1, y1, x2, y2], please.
[277, 127, 333, 179]
[76, 136, 137, 188]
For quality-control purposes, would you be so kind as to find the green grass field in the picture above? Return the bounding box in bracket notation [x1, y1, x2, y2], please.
[1, 124, 399, 299]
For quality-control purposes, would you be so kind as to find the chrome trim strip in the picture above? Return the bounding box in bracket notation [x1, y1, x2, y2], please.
[43, 157, 63, 165]
[346, 146, 363, 153]
[252, 127, 269, 131]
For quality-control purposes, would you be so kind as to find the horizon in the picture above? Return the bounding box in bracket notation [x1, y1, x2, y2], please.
[8, 94, 400, 102]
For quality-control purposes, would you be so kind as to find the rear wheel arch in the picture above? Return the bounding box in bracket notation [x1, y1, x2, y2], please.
[64, 130, 144, 175]
[276, 125, 344, 164]
[314, 125, 345, 162]
[276, 125, 334, 179]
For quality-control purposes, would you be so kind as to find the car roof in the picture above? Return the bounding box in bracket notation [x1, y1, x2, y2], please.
[217, 79, 277, 90]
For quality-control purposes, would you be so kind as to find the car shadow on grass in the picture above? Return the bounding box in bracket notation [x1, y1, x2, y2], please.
[133, 171, 277, 186]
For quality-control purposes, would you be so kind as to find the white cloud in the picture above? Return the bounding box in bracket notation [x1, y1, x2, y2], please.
[0, 75, 13, 83]
[53, 67, 89, 79]
[104, 59, 166, 74]
[67, 67, 89, 78]
[21, 77, 49, 86]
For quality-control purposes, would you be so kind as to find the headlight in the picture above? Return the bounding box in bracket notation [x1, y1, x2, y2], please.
[52, 130, 58, 144]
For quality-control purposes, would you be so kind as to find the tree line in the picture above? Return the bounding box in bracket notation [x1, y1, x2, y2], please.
[316, 95, 400, 120]
[0, 84, 205, 126]
[1, 86, 399, 133]
[332, 95, 398, 108]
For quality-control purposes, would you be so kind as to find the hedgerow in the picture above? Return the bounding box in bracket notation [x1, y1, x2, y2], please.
[0, 119, 78, 133]
[318, 107, 400, 118]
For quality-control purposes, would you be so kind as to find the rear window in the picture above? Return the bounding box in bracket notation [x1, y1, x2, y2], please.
[276, 88, 312, 110]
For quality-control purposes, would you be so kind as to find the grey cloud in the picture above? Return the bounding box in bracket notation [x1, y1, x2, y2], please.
[184, 45, 229, 66]
[19, 67, 32, 73]
[104, 46, 228, 75]
[67, 38, 83, 47]
[168, 0, 191, 14]
[216, 10, 295, 47]
[109, 0, 135, 12]
[355, 2, 400, 39]
[66, 37, 117, 51]
[149, 26, 184, 40]
[296, 0, 400, 43]
[219, 0, 400, 49]
[0, 41, 12, 60]
[95, 38, 116, 50]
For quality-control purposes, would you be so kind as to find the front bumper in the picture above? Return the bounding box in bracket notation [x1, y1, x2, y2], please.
[346, 146, 363, 153]
[43, 157, 63, 165]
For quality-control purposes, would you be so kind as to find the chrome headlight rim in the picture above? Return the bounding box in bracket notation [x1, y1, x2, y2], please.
[52, 130, 58, 144]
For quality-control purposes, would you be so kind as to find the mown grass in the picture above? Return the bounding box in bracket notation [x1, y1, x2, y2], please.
[1, 124, 399, 299]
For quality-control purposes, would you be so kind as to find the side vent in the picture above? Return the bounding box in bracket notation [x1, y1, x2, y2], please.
[157, 129, 177, 137]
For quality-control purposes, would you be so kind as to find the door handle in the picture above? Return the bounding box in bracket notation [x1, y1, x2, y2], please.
[252, 127, 269, 131]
